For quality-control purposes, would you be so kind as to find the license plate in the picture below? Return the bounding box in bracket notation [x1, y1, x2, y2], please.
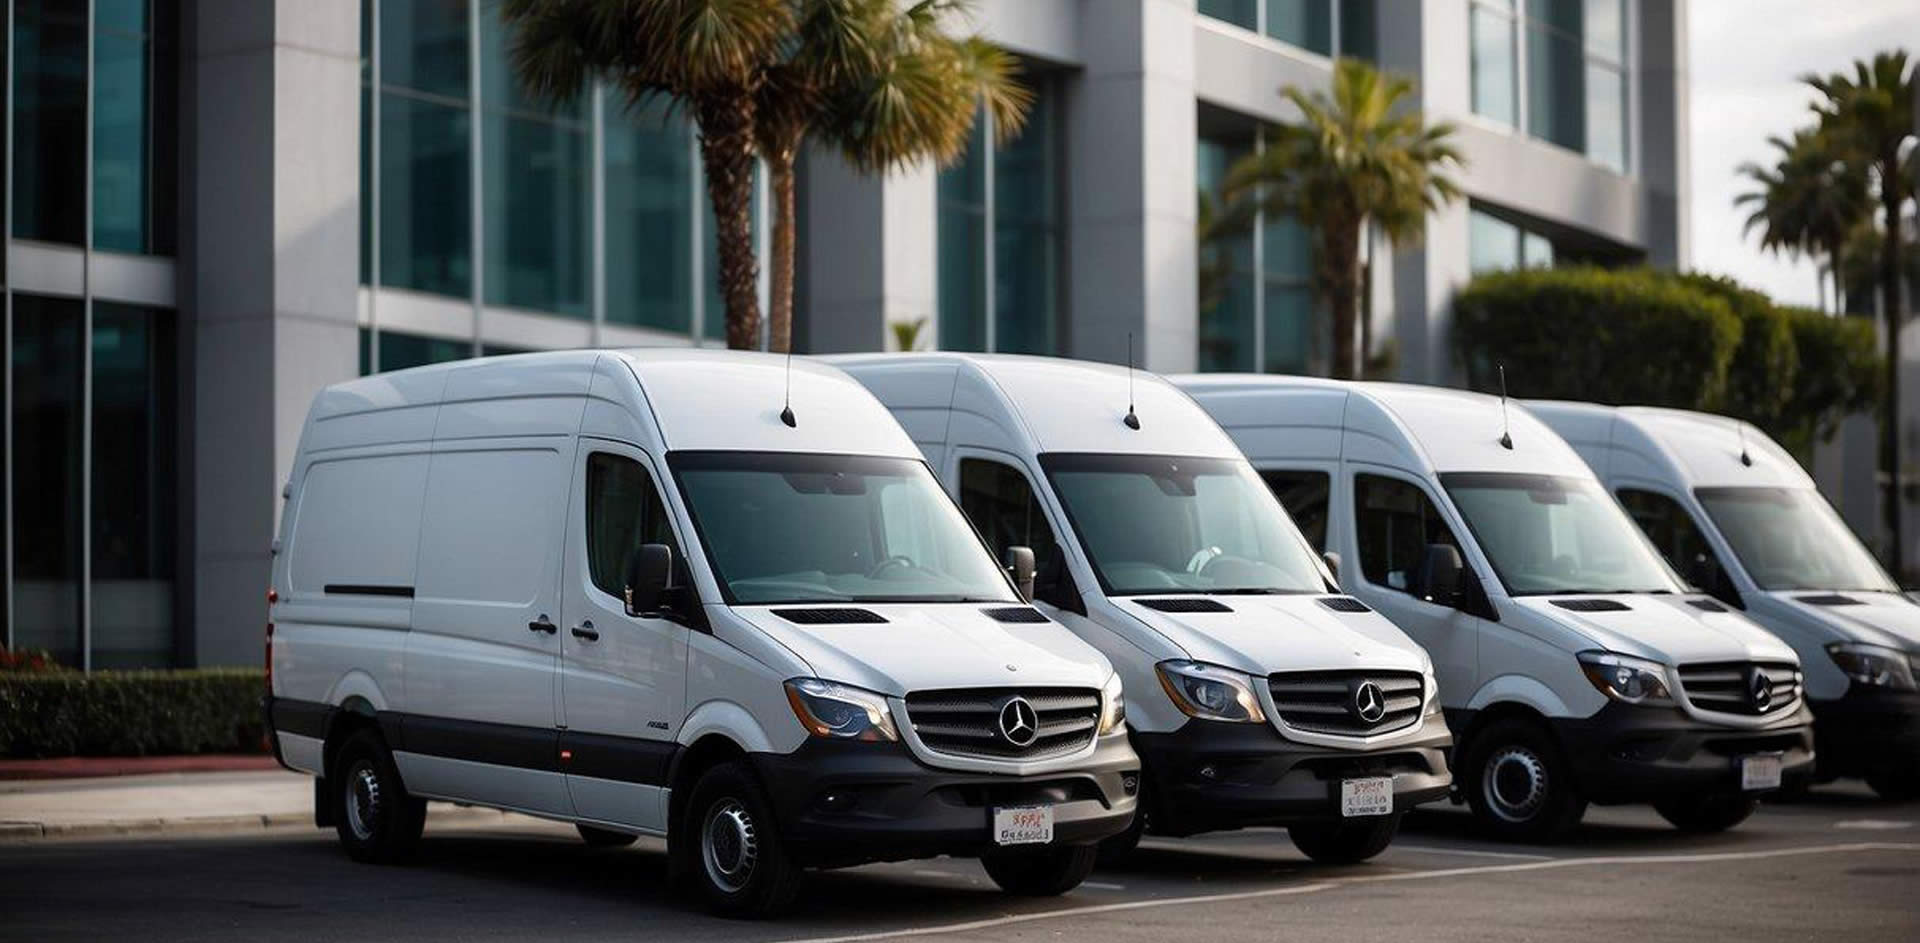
[993, 804, 1054, 845]
[1740, 753, 1783, 791]
[1340, 777, 1394, 817]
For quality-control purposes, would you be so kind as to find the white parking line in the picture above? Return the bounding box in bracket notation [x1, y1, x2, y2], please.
[775, 842, 1920, 943]
[1835, 820, 1914, 830]
[1390, 844, 1554, 861]
[1079, 881, 1126, 891]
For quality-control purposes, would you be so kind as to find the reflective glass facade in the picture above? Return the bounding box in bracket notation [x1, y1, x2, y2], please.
[1198, 0, 1376, 59]
[1196, 128, 1317, 375]
[1471, 0, 1629, 173]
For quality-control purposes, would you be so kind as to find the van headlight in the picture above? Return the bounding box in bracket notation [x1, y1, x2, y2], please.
[1099, 673, 1127, 735]
[1827, 643, 1919, 691]
[1577, 651, 1676, 706]
[1156, 660, 1267, 723]
[784, 679, 900, 742]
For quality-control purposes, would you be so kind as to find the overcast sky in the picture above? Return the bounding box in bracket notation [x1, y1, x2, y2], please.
[1689, 1, 1920, 308]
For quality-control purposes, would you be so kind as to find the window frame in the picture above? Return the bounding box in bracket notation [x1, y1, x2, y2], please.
[1615, 485, 1744, 606]
[580, 445, 688, 612]
[1259, 467, 1333, 554]
[1350, 469, 1482, 611]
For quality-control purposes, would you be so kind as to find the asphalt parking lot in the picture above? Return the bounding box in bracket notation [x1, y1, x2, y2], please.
[3, 784, 1915, 943]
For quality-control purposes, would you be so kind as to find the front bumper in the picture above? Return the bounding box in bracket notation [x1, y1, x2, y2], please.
[1130, 718, 1453, 836]
[1551, 701, 1815, 804]
[1810, 688, 1920, 781]
[747, 733, 1139, 868]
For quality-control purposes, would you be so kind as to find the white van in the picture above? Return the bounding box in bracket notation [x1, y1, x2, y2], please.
[264, 350, 1136, 916]
[1175, 376, 1814, 841]
[1530, 402, 1919, 799]
[832, 354, 1452, 864]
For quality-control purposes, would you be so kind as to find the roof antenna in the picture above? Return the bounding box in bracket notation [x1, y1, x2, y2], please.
[1497, 364, 1514, 450]
[779, 348, 797, 428]
[1736, 418, 1753, 466]
[1123, 333, 1141, 430]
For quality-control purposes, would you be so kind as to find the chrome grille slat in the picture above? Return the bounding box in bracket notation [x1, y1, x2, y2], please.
[903, 687, 1101, 762]
[1268, 670, 1424, 737]
[1676, 661, 1800, 716]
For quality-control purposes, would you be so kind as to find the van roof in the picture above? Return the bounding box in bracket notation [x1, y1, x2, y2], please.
[1526, 401, 1812, 490]
[1172, 374, 1594, 479]
[828, 352, 1244, 459]
[309, 348, 920, 457]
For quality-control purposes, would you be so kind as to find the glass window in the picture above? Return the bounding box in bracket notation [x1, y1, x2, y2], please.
[1263, 213, 1314, 374]
[605, 100, 695, 333]
[959, 459, 1062, 582]
[1043, 454, 1327, 596]
[13, 0, 89, 245]
[937, 124, 988, 352]
[1585, 62, 1626, 173]
[378, 94, 472, 297]
[1442, 472, 1679, 596]
[1261, 470, 1330, 552]
[1266, 0, 1331, 54]
[1696, 487, 1897, 593]
[1355, 474, 1466, 595]
[585, 452, 679, 600]
[94, 0, 165, 253]
[1583, 0, 1623, 59]
[1617, 489, 1721, 585]
[993, 84, 1061, 355]
[1338, 0, 1377, 60]
[381, 0, 468, 99]
[1469, 209, 1521, 273]
[1526, 15, 1586, 152]
[90, 302, 176, 668]
[359, 327, 471, 375]
[1197, 133, 1255, 371]
[1198, 0, 1258, 30]
[1470, 2, 1517, 126]
[1521, 230, 1555, 268]
[670, 452, 1017, 605]
[11, 295, 86, 665]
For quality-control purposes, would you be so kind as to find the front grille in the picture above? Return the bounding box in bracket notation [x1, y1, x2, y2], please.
[1677, 661, 1800, 716]
[1267, 670, 1424, 737]
[902, 687, 1100, 761]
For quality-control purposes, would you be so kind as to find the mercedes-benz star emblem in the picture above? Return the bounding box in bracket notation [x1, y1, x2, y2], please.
[1353, 681, 1388, 724]
[1747, 667, 1773, 712]
[998, 697, 1039, 747]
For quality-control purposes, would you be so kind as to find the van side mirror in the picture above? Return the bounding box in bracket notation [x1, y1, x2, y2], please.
[1415, 543, 1465, 604]
[625, 544, 675, 617]
[1004, 545, 1037, 602]
[1322, 550, 1342, 582]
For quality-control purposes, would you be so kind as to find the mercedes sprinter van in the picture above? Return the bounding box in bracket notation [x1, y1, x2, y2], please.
[265, 350, 1137, 916]
[1531, 402, 1918, 799]
[833, 354, 1451, 864]
[1176, 376, 1814, 841]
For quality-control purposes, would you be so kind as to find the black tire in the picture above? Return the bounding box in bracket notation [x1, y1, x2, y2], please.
[981, 844, 1098, 896]
[1289, 812, 1402, 864]
[1654, 792, 1759, 833]
[332, 729, 426, 864]
[576, 824, 640, 848]
[1095, 809, 1146, 867]
[677, 761, 803, 919]
[1865, 769, 1920, 801]
[1461, 718, 1587, 843]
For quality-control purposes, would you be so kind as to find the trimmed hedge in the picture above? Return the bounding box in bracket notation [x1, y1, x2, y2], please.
[0, 669, 268, 758]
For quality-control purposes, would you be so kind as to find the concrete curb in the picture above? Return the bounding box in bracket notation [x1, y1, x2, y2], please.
[0, 803, 519, 841]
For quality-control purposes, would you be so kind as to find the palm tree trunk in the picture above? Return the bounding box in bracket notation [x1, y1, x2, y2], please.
[766, 146, 798, 354]
[1323, 216, 1362, 380]
[696, 92, 762, 351]
[1879, 171, 1906, 580]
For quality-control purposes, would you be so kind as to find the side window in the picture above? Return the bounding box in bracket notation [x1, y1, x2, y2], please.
[1261, 469, 1331, 552]
[1354, 474, 1465, 595]
[958, 458, 1061, 579]
[585, 452, 679, 600]
[1617, 488, 1720, 585]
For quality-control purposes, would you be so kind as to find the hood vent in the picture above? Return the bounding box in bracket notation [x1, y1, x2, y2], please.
[1796, 593, 1863, 607]
[982, 606, 1050, 624]
[1550, 598, 1632, 613]
[1686, 598, 1729, 613]
[1136, 597, 1233, 614]
[771, 607, 887, 625]
[1318, 596, 1372, 613]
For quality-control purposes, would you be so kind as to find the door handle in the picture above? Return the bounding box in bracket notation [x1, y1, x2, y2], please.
[528, 615, 557, 634]
[571, 620, 600, 642]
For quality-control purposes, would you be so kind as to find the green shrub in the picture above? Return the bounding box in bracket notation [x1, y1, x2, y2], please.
[1676, 272, 1799, 428]
[1777, 307, 1882, 455]
[0, 669, 268, 758]
[1452, 266, 1741, 407]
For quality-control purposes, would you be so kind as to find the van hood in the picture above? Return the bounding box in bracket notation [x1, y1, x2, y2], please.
[732, 604, 1113, 696]
[1768, 591, 1920, 652]
[1509, 595, 1799, 666]
[1113, 594, 1429, 676]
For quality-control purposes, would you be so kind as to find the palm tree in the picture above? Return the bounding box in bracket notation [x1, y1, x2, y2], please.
[1734, 127, 1869, 312]
[504, 0, 792, 351]
[758, 0, 1028, 352]
[1222, 58, 1462, 379]
[1805, 50, 1916, 575]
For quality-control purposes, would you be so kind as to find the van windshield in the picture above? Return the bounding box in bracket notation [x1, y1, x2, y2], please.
[1040, 454, 1329, 596]
[669, 452, 1018, 605]
[1696, 487, 1895, 592]
[1441, 473, 1681, 596]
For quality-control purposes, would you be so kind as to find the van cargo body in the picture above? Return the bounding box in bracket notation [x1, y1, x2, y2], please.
[1177, 376, 1815, 841]
[834, 354, 1451, 864]
[265, 350, 1137, 915]
[1531, 402, 1920, 799]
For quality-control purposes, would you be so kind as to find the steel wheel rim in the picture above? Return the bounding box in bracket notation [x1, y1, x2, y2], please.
[345, 762, 382, 841]
[1484, 747, 1548, 823]
[701, 798, 759, 894]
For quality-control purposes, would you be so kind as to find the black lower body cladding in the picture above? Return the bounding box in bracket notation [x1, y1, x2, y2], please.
[1129, 718, 1454, 837]
[1809, 689, 1920, 783]
[1539, 701, 1816, 804]
[747, 733, 1139, 869]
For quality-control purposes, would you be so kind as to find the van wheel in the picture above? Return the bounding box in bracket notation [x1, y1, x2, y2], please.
[1095, 782, 1150, 867]
[981, 844, 1097, 896]
[679, 762, 802, 918]
[1462, 718, 1586, 843]
[576, 824, 639, 848]
[332, 729, 426, 864]
[1289, 812, 1401, 864]
[1654, 792, 1758, 833]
